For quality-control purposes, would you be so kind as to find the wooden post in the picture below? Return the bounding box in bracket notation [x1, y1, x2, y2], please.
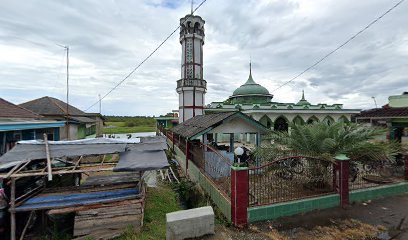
[185, 140, 189, 172]
[43, 133, 53, 181]
[404, 154, 408, 181]
[10, 177, 16, 240]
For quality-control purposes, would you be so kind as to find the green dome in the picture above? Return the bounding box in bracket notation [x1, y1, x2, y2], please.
[232, 73, 271, 96]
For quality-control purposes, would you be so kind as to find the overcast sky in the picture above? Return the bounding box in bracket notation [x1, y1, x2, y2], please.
[0, 0, 407, 116]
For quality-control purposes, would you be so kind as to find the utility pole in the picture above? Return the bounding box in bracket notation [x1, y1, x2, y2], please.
[99, 94, 102, 114]
[57, 44, 70, 140]
[65, 46, 70, 140]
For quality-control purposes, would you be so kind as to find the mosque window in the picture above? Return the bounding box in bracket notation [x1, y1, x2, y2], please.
[186, 39, 193, 63]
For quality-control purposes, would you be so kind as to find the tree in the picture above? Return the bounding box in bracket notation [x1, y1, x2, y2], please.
[256, 122, 400, 189]
[257, 122, 399, 162]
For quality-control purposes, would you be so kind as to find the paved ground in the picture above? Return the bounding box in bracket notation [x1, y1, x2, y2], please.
[200, 194, 408, 240]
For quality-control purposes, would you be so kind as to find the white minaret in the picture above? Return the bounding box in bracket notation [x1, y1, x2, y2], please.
[176, 13, 206, 123]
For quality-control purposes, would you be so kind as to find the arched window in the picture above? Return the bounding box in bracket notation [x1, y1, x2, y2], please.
[307, 116, 319, 124]
[293, 116, 305, 125]
[322, 116, 335, 125]
[338, 115, 349, 123]
[259, 115, 272, 129]
[274, 116, 288, 132]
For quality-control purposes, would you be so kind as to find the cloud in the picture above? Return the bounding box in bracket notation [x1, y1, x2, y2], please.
[0, 0, 407, 116]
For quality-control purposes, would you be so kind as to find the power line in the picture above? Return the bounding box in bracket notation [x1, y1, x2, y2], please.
[85, 0, 208, 111]
[272, 0, 405, 93]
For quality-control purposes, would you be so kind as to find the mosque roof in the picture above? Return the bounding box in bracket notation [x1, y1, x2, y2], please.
[231, 63, 272, 97]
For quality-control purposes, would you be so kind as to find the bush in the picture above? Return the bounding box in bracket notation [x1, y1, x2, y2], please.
[125, 121, 136, 127]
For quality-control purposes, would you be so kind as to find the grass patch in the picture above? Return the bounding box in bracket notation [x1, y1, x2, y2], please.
[116, 183, 182, 240]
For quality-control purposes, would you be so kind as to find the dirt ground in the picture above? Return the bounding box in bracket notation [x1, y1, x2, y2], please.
[200, 194, 408, 240]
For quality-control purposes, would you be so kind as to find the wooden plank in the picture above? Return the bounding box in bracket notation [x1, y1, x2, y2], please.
[48, 199, 143, 215]
[43, 133, 53, 181]
[10, 178, 16, 240]
[40, 183, 138, 196]
[169, 166, 180, 183]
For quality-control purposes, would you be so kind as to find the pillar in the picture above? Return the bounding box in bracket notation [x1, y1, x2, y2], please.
[231, 166, 249, 227]
[229, 133, 234, 152]
[335, 154, 350, 208]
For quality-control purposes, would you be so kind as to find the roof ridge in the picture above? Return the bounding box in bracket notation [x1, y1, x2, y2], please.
[49, 97, 68, 115]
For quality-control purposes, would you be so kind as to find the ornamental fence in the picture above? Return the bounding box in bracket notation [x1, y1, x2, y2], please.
[248, 156, 335, 206]
[349, 159, 406, 190]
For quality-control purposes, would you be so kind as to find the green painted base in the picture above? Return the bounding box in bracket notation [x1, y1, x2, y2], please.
[248, 194, 340, 223]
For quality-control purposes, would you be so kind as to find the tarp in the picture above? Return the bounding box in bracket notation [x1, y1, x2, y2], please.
[139, 136, 166, 144]
[0, 138, 165, 171]
[127, 142, 168, 152]
[113, 150, 169, 172]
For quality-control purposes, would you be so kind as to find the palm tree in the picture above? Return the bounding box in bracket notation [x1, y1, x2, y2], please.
[256, 122, 400, 189]
[258, 122, 399, 162]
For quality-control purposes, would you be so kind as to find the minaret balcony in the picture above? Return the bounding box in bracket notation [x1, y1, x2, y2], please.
[177, 79, 207, 89]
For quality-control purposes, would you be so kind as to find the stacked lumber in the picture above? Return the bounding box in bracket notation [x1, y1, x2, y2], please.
[73, 198, 144, 240]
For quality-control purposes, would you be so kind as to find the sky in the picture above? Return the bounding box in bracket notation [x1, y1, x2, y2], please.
[0, 0, 407, 116]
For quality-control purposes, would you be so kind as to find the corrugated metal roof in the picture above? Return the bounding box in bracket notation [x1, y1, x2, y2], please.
[171, 112, 236, 138]
[171, 112, 268, 139]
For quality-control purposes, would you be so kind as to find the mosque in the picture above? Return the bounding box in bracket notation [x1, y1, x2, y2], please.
[167, 11, 360, 132]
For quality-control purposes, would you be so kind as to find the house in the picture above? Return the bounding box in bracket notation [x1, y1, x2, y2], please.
[0, 98, 65, 156]
[20, 96, 101, 140]
[355, 92, 408, 142]
[155, 111, 179, 129]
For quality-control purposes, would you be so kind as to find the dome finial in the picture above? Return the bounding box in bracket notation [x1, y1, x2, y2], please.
[301, 90, 305, 100]
[249, 56, 252, 76]
[191, 0, 193, 14]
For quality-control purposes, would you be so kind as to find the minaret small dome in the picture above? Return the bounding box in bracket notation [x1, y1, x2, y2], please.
[296, 90, 311, 105]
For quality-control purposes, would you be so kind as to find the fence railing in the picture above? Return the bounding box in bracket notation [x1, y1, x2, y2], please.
[188, 143, 232, 197]
[248, 156, 335, 206]
[349, 159, 406, 190]
[158, 127, 232, 198]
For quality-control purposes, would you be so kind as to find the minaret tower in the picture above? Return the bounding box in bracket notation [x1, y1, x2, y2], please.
[176, 12, 206, 123]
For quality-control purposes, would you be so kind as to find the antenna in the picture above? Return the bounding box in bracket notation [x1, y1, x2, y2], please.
[371, 96, 378, 108]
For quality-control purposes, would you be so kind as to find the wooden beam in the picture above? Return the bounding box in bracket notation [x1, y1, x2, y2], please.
[19, 211, 35, 240]
[10, 178, 16, 240]
[73, 156, 83, 170]
[43, 133, 53, 181]
[14, 160, 32, 174]
[4, 161, 24, 179]
[8, 167, 115, 178]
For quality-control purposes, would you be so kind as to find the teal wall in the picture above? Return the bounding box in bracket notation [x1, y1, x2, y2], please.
[248, 194, 340, 223]
[350, 182, 408, 203]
